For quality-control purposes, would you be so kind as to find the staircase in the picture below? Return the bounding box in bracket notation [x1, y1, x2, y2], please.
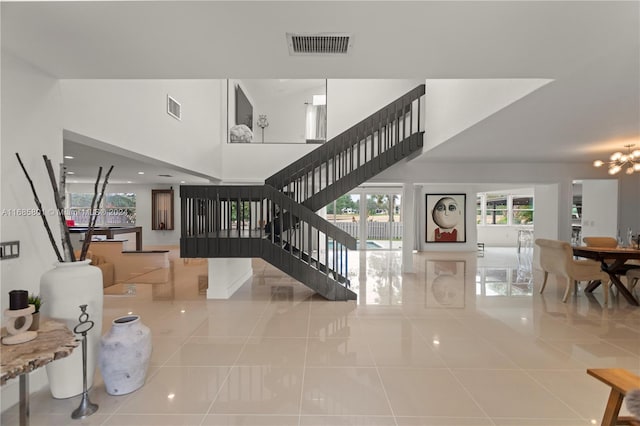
[181, 84, 425, 300]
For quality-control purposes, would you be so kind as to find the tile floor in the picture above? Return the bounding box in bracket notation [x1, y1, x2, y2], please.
[2, 247, 640, 426]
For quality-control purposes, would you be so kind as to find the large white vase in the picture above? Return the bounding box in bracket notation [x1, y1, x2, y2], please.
[40, 260, 103, 399]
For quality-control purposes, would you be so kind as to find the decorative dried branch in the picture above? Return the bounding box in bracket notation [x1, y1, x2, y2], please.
[15, 153, 64, 262]
[43, 155, 76, 262]
[92, 166, 114, 228]
[79, 165, 114, 261]
[79, 167, 102, 261]
[59, 163, 70, 257]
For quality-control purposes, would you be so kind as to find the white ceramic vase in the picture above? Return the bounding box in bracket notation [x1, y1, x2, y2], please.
[40, 260, 103, 399]
[99, 315, 152, 395]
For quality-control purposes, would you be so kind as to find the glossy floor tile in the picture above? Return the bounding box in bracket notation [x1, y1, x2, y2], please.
[2, 246, 639, 426]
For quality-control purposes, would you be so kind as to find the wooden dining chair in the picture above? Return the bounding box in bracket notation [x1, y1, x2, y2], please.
[535, 238, 611, 303]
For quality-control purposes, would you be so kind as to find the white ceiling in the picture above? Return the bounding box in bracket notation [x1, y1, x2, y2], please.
[2, 1, 639, 181]
[63, 138, 212, 185]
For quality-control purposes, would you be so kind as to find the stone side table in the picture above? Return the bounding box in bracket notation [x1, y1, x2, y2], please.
[1, 319, 78, 426]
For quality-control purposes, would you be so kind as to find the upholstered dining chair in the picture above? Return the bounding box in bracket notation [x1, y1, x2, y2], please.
[583, 236, 618, 248]
[535, 238, 611, 303]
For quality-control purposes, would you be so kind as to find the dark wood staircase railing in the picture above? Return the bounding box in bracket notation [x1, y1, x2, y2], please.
[266, 84, 425, 211]
[180, 85, 426, 301]
[181, 184, 356, 300]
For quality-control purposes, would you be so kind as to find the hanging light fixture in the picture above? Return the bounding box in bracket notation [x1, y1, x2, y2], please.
[593, 144, 640, 175]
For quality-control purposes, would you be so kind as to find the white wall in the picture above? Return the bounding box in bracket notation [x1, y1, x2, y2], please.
[1, 51, 64, 409]
[257, 87, 320, 143]
[327, 79, 423, 138]
[532, 184, 561, 241]
[60, 79, 222, 179]
[477, 226, 531, 247]
[424, 79, 552, 150]
[618, 175, 640, 236]
[207, 258, 253, 299]
[221, 143, 317, 183]
[581, 179, 619, 239]
[66, 183, 181, 247]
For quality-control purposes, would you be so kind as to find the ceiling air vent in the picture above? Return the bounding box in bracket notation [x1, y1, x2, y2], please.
[287, 33, 352, 56]
[167, 95, 181, 120]
[158, 174, 173, 178]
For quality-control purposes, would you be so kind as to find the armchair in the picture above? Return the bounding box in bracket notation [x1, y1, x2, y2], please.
[535, 238, 610, 304]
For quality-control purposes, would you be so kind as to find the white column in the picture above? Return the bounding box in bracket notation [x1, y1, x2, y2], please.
[359, 195, 368, 246]
[207, 258, 253, 299]
[401, 184, 415, 273]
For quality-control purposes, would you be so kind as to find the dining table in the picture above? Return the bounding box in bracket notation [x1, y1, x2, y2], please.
[572, 246, 640, 306]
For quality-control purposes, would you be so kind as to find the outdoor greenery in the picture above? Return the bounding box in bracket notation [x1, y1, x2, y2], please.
[326, 194, 400, 222]
[69, 192, 137, 224]
[70, 193, 136, 208]
[477, 194, 534, 225]
[326, 195, 359, 214]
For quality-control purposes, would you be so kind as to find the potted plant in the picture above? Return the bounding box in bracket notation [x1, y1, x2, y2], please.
[28, 293, 43, 331]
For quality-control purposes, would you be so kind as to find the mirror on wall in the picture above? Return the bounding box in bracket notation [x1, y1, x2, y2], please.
[228, 79, 327, 144]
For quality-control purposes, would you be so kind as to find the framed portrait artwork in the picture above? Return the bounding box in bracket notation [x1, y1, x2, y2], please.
[425, 260, 465, 308]
[425, 194, 466, 243]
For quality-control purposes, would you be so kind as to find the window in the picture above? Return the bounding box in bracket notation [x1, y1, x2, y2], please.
[477, 193, 534, 226]
[485, 194, 508, 225]
[476, 196, 484, 224]
[512, 196, 534, 225]
[68, 193, 136, 226]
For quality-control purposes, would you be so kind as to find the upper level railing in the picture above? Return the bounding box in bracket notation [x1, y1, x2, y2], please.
[265, 85, 425, 209]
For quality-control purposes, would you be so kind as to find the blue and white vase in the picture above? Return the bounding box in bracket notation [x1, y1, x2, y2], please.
[99, 315, 152, 395]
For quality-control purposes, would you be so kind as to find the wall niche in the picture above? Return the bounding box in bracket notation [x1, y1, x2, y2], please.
[151, 189, 174, 230]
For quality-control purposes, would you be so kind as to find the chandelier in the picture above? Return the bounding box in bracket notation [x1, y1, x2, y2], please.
[593, 144, 640, 175]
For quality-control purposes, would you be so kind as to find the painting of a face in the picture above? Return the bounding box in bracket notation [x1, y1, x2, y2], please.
[426, 193, 466, 243]
[432, 197, 460, 229]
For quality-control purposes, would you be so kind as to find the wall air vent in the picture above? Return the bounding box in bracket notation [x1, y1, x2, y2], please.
[287, 33, 352, 56]
[167, 95, 181, 120]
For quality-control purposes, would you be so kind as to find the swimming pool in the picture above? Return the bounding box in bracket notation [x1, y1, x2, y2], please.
[327, 240, 383, 249]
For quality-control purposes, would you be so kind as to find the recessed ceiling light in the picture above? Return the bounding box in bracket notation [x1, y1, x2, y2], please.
[64, 155, 74, 159]
[127, 181, 132, 184]
[67, 171, 75, 175]
[180, 181, 186, 184]
[138, 171, 145, 175]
